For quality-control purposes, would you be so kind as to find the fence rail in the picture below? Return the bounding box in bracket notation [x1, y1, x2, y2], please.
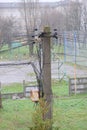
[69, 77, 87, 95]
[1, 80, 38, 99]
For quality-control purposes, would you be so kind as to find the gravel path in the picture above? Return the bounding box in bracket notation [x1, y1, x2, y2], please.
[0, 61, 87, 84]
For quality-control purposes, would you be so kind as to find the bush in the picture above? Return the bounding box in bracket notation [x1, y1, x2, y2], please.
[31, 98, 52, 130]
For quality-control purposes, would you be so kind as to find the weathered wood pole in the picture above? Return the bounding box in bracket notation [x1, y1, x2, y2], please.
[42, 27, 53, 121]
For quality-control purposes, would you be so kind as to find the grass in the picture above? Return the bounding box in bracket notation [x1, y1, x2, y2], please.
[1, 43, 87, 67]
[53, 97, 87, 130]
[0, 45, 30, 61]
[0, 44, 39, 61]
[0, 99, 33, 130]
[52, 80, 69, 97]
[1, 83, 23, 94]
[1, 44, 8, 50]
[0, 80, 87, 130]
[52, 80, 87, 130]
[0, 44, 64, 61]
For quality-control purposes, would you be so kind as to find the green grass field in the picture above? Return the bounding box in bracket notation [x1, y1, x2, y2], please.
[0, 43, 41, 61]
[1, 83, 23, 94]
[0, 80, 87, 130]
[0, 45, 30, 61]
[0, 44, 64, 61]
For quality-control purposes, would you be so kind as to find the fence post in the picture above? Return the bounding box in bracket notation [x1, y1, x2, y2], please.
[0, 82, 2, 108]
[23, 80, 26, 97]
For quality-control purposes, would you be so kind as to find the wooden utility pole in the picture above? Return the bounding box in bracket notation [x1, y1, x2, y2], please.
[42, 27, 53, 121]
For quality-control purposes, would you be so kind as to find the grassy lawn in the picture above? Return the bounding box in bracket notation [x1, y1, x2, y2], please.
[0, 99, 33, 130]
[0, 44, 64, 61]
[0, 80, 87, 130]
[52, 80, 69, 97]
[53, 97, 87, 130]
[0, 45, 30, 61]
[1, 83, 23, 94]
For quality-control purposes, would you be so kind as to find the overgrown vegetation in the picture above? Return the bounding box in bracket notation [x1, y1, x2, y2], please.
[0, 80, 87, 130]
[31, 98, 52, 130]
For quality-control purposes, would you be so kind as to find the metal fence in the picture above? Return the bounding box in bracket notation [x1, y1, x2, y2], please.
[52, 31, 87, 67]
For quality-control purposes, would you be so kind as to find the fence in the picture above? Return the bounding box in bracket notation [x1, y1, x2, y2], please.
[1, 80, 38, 99]
[51, 31, 87, 81]
[69, 77, 87, 95]
[52, 31, 87, 66]
[63, 31, 87, 66]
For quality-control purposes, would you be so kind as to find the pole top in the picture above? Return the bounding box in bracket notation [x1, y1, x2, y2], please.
[44, 27, 50, 33]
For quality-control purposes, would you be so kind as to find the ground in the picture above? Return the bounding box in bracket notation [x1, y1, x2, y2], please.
[0, 60, 87, 84]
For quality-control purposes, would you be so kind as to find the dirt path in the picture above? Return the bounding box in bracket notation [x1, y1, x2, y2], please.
[0, 62, 36, 84]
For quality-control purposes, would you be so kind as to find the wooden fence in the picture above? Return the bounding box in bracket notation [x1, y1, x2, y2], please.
[69, 77, 87, 95]
[1, 80, 38, 99]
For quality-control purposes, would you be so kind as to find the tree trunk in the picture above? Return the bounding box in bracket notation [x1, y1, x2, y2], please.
[0, 93, 2, 108]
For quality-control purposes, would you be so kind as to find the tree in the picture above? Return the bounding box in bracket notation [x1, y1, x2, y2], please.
[64, 1, 82, 31]
[20, 0, 39, 56]
[0, 16, 21, 49]
[81, 1, 87, 47]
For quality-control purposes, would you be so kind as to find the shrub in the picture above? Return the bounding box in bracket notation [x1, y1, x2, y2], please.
[31, 98, 52, 130]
